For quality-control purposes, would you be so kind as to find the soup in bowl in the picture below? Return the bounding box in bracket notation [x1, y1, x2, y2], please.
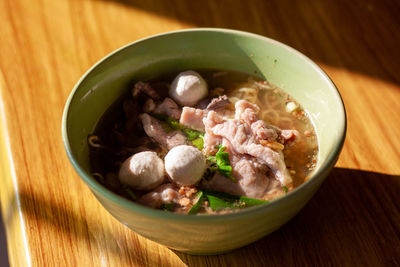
[62, 28, 346, 254]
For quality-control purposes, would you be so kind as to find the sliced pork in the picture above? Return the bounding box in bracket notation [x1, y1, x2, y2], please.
[203, 100, 292, 186]
[179, 107, 206, 131]
[154, 97, 182, 120]
[179, 95, 233, 132]
[140, 113, 187, 150]
[137, 184, 181, 208]
[203, 139, 280, 198]
[206, 95, 230, 110]
[132, 81, 160, 100]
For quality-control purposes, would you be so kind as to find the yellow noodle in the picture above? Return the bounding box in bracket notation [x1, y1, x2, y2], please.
[277, 117, 294, 129]
[88, 135, 102, 148]
[91, 172, 104, 183]
[260, 109, 279, 125]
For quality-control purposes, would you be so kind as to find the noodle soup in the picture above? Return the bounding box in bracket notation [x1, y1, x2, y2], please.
[88, 70, 318, 214]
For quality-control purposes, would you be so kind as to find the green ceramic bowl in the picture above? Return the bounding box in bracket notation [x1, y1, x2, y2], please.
[62, 28, 346, 254]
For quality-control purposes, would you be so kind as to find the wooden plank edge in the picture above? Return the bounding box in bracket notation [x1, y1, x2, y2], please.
[0, 69, 31, 267]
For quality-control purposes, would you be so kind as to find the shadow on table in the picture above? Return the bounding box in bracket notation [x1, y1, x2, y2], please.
[96, 0, 400, 87]
[6, 191, 156, 266]
[7, 167, 399, 266]
[174, 167, 400, 266]
[0, 209, 10, 267]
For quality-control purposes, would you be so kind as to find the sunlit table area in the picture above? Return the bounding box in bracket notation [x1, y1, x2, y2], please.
[1, 0, 399, 266]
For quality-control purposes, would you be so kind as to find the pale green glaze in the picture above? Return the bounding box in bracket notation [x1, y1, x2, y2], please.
[62, 28, 346, 254]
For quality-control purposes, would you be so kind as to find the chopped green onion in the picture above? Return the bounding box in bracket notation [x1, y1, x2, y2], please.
[188, 191, 204, 215]
[283, 186, 288, 193]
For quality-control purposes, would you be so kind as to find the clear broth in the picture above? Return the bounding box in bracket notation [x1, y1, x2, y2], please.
[89, 70, 318, 211]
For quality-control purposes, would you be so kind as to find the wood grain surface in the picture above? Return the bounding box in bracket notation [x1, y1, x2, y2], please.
[1, 0, 400, 266]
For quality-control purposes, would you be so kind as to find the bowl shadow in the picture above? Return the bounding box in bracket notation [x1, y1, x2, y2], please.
[173, 167, 400, 266]
[8, 167, 400, 266]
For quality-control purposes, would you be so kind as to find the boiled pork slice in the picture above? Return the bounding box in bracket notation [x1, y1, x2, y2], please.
[179, 107, 206, 131]
[179, 95, 233, 132]
[137, 184, 181, 208]
[132, 81, 160, 100]
[203, 100, 292, 186]
[154, 97, 182, 120]
[140, 113, 187, 150]
[202, 139, 281, 198]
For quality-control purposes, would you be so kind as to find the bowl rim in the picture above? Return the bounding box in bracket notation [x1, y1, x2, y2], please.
[62, 28, 347, 222]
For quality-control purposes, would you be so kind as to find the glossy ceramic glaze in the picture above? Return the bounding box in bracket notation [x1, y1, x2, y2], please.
[62, 28, 346, 254]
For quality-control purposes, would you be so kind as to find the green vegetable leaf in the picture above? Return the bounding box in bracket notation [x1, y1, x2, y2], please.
[204, 190, 268, 211]
[283, 186, 288, 193]
[166, 117, 184, 130]
[184, 128, 204, 141]
[192, 137, 204, 150]
[215, 147, 229, 164]
[217, 165, 232, 178]
[160, 122, 173, 132]
[188, 191, 204, 214]
[218, 165, 232, 172]
[151, 113, 183, 130]
[238, 196, 269, 207]
[161, 203, 176, 211]
[208, 156, 216, 162]
[208, 146, 236, 182]
[150, 114, 205, 150]
[123, 186, 137, 201]
[186, 190, 269, 214]
[183, 129, 204, 150]
[206, 195, 236, 211]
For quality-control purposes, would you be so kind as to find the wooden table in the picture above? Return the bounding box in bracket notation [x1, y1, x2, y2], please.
[1, 0, 399, 266]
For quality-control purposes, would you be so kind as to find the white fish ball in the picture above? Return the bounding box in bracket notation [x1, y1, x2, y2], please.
[164, 145, 206, 185]
[169, 70, 208, 106]
[118, 151, 165, 190]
